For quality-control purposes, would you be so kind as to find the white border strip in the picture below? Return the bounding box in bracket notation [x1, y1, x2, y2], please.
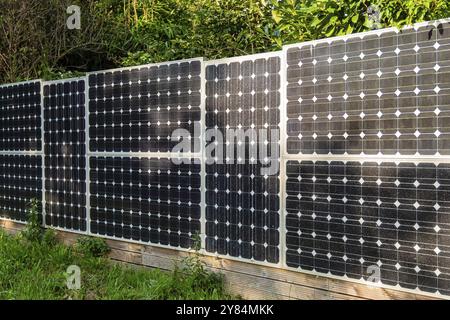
[85, 75, 91, 235]
[40, 80, 46, 226]
[283, 18, 450, 50]
[279, 46, 288, 271]
[89, 151, 203, 158]
[0, 150, 43, 155]
[283, 154, 450, 164]
[204, 51, 282, 66]
[42, 76, 87, 85]
[0, 79, 41, 88]
[199, 59, 207, 250]
[86, 57, 204, 75]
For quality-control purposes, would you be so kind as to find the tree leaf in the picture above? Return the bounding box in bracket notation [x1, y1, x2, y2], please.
[272, 10, 282, 24]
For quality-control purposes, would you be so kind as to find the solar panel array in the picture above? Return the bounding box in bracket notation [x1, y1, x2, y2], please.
[285, 21, 450, 295]
[87, 59, 203, 249]
[1, 19, 450, 298]
[205, 54, 281, 263]
[43, 79, 87, 231]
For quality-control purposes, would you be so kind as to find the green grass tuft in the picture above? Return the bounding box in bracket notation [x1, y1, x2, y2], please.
[0, 230, 235, 300]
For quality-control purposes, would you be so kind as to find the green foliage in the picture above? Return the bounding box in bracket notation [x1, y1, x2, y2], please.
[42, 229, 59, 247]
[271, 0, 450, 44]
[20, 199, 57, 248]
[75, 236, 110, 258]
[97, 0, 274, 66]
[21, 198, 43, 243]
[39, 68, 86, 81]
[0, 230, 235, 299]
[0, 0, 110, 83]
[0, 0, 448, 83]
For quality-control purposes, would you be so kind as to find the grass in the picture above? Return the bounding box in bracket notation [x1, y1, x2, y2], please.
[0, 229, 236, 300]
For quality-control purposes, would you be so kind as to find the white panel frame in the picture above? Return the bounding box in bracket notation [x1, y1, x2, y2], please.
[283, 18, 450, 51]
[199, 59, 207, 251]
[85, 74, 91, 235]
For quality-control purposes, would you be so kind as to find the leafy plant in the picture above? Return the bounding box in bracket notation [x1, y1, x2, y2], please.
[75, 236, 110, 258]
[21, 198, 43, 243]
[42, 229, 58, 247]
[161, 232, 228, 299]
[270, 0, 450, 45]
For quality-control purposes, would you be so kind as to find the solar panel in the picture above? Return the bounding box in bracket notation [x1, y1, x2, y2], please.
[43, 79, 87, 231]
[0, 155, 42, 222]
[205, 53, 281, 263]
[0, 81, 41, 151]
[89, 157, 201, 248]
[88, 59, 202, 153]
[283, 20, 450, 296]
[285, 160, 450, 295]
[286, 22, 450, 155]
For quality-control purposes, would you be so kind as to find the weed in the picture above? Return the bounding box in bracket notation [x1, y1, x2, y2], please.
[42, 229, 58, 247]
[20, 198, 43, 243]
[150, 232, 231, 299]
[75, 236, 110, 258]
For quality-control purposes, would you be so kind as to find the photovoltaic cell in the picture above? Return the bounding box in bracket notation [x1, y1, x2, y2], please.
[205, 54, 281, 263]
[43, 79, 87, 231]
[285, 160, 450, 295]
[0, 81, 41, 151]
[0, 155, 42, 222]
[89, 157, 201, 248]
[88, 59, 202, 153]
[286, 22, 450, 155]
